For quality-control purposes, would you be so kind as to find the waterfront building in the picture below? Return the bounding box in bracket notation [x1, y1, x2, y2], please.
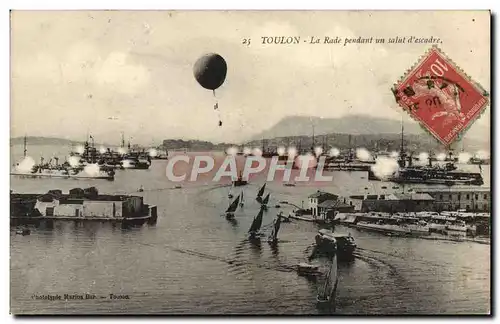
[28, 187, 156, 219]
[317, 200, 355, 221]
[414, 187, 491, 212]
[307, 191, 338, 217]
[343, 193, 435, 213]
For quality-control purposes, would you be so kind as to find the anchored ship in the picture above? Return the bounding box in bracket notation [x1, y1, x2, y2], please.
[71, 135, 152, 170]
[11, 137, 115, 180]
[369, 124, 483, 185]
[11, 164, 115, 180]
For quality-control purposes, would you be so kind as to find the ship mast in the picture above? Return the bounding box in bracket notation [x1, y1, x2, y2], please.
[23, 134, 27, 158]
[348, 134, 354, 162]
[312, 124, 315, 152]
[399, 118, 407, 168]
[400, 119, 404, 155]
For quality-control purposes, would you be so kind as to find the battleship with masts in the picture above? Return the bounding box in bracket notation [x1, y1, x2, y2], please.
[11, 135, 115, 180]
[368, 123, 484, 186]
[71, 133, 152, 170]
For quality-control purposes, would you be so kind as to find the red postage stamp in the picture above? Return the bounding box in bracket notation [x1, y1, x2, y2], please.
[392, 46, 489, 147]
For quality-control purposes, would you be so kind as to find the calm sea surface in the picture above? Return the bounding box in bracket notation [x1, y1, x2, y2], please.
[10, 145, 491, 315]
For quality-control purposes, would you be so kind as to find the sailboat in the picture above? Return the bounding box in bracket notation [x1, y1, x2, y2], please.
[225, 194, 240, 219]
[316, 257, 338, 310]
[261, 193, 270, 211]
[248, 207, 265, 239]
[233, 172, 248, 186]
[239, 190, 245, 207]
[267, 213, 282, 244]
[256, 183, 266, 203]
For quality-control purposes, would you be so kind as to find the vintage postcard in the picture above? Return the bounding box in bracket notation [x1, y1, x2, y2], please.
[10, 10, 491, 315]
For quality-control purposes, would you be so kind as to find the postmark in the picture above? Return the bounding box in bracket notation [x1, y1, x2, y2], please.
[392, 45, 489, 147]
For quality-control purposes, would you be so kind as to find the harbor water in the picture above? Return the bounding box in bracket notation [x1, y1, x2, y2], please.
[10, 145, 491, 314]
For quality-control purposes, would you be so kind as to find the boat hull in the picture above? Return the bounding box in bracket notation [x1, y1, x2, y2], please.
[11, 215, 154, 227]
[355, 222, 430, 237]
[316, 297, 331, 308]
[336, 244, 356, 261]
[248, 232, 264, 240]
[10, 172, 114, 180]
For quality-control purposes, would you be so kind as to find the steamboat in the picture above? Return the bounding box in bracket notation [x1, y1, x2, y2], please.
[11, 137, 115, 180]
[11, 162, 115, 180]
[370, 155, 484, 186]
[315, 229, 356, 261]
[368, 124, 483, 185]
[71, 135, 152, 170]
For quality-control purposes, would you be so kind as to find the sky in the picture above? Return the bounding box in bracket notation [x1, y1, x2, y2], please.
[10, 10, 490, 145]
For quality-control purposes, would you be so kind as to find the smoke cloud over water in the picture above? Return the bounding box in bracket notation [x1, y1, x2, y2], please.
[371, 157, 399, 180]
[15, 156, 36, 172]
[458, 152, 472, 164]
[118, 147, 128, 155]
[74, 145, 85, 154]
[226, 147, 238, 156]
[252, 148, 262, 156]
[149, 148, 158, 157]
[436, 153, 447, 161]
[83, 163, 100, 176]
[475, 150, 490, 160]
[122, 159, 133, 169]
[68, 156, 80, 167]
[243, 147, 252, 156]
[329, 148, 340, 157]
[416, 152, 429, 166]
[287, 147, 297, 158]
[356, 148, 372, 162]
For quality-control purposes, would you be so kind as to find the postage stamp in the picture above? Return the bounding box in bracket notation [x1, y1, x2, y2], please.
[392, 45, 489, 147]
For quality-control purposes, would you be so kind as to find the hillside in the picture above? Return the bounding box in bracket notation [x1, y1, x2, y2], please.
[10, 136, 81, 146]
[250, 115, 423, 140]
[244, 133, 488, 153]
[11, 114, 489, 153]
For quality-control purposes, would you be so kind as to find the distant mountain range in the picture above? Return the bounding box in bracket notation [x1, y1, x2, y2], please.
[11, 115, 489, 153]
[161, 139, 232, 151]
[245, 115, 488, 152]
[10, 136, 114, 148]
[244, 133, 487, 154]
[250, 115, 424, 140]
[10, 136, 81, 146]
